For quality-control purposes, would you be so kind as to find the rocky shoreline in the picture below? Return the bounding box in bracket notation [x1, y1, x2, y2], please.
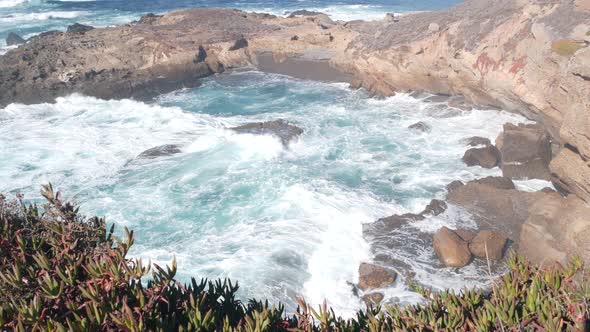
[1, 0, 589, 308]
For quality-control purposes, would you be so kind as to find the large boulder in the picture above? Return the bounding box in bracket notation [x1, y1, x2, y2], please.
[67, 23, 94, 34]
[468, 230, 508, 260]
[433, 227, 472, 267]
[137, 144, 182, 159]
[462, 145, 500, 168]
[357, 263, 397, 291]
[496, 123, 551, 180]
[230, 120, 303, 146]
[6, 32, 25, 46]
[447, 177, 548, 241]
[408, 121, 431, 132]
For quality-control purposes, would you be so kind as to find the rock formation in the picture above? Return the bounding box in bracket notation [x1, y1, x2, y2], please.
[462, 145, 500, 168]
[433, 227, 472, 267]
[5, 32, 24, 46]
[137, 144, 182, 159]
[357, 263, 397, 291]
[230, 119, 303, 146]
[0, 0, 589, 265]
[496, 123, 551, 180]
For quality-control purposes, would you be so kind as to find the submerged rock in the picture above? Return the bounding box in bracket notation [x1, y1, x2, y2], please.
[421, 199, 447, 216]
[137, 144, 182, 159]
[67, 23, 94, 34]
[230, 119, 303, 146]
[462, 145, 500, 168]
[469, 230, 508, 260]
[363, 213, 424, 238]
[408, 121, 431, 132]
[433, 227, 472, 267]
[6, 32, 25, 46]
[357, 263, 397, 291]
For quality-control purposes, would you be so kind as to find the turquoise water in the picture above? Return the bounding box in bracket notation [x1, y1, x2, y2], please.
[0, 0, 462, 54]
[0, 71, 529, 314]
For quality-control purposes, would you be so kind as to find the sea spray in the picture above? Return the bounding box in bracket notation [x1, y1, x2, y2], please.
[0, 71, 531, 314]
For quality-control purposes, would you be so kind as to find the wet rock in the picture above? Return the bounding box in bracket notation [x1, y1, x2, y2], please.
[138, 13, 162, 24]
[496, 123, 551, 180]
[230, 119, 303, 146]
[447, 177, 550, 242]
[194, 45, 207, 63]
[472, 176, 515, 190]
[446, 180, 464, 193]
[229, 37, 248, 51]
[363, 213, 424, 238]
[455, 229, 477, 242]
[362, 292, 384, 307]
[469, 230, 508, 260]
[462, 145, 500, 168]
[408, 121, 431, 132]
[288, 10, 323, 18]
[421, 199, 447, 216]
[357, 263, 397, 291]
[67, 23, 94, 34]
[6, 32, 25, 46]
[137, 144, 182, 159]
[464, 136, 491, 147]
[433, 227, 472, 267]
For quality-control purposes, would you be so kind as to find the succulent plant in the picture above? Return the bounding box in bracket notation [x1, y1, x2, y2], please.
[0, 185, 588, 331]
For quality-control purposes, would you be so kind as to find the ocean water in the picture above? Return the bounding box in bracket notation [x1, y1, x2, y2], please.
[0, 0, 462, 54]
[0, 71, 532, 314]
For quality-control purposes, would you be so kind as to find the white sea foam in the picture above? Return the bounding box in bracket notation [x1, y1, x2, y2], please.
[0, 72, 531, 316]
[0, 10, 87, 22]
[0, 0, 26, 8]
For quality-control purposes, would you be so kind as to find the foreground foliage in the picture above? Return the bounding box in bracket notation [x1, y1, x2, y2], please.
[0, 185, 588, 331]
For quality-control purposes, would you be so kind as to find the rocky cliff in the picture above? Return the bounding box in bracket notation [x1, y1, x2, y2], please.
[0, 0, 589, 262]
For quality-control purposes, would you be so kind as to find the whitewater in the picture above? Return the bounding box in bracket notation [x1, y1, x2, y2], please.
[0, 71, 534, 314]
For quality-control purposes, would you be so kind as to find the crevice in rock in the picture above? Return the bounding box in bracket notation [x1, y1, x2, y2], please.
[572, 72, 590, 81]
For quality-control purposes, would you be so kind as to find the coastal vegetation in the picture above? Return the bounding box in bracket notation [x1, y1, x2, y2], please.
[1, 185, 588, 331]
